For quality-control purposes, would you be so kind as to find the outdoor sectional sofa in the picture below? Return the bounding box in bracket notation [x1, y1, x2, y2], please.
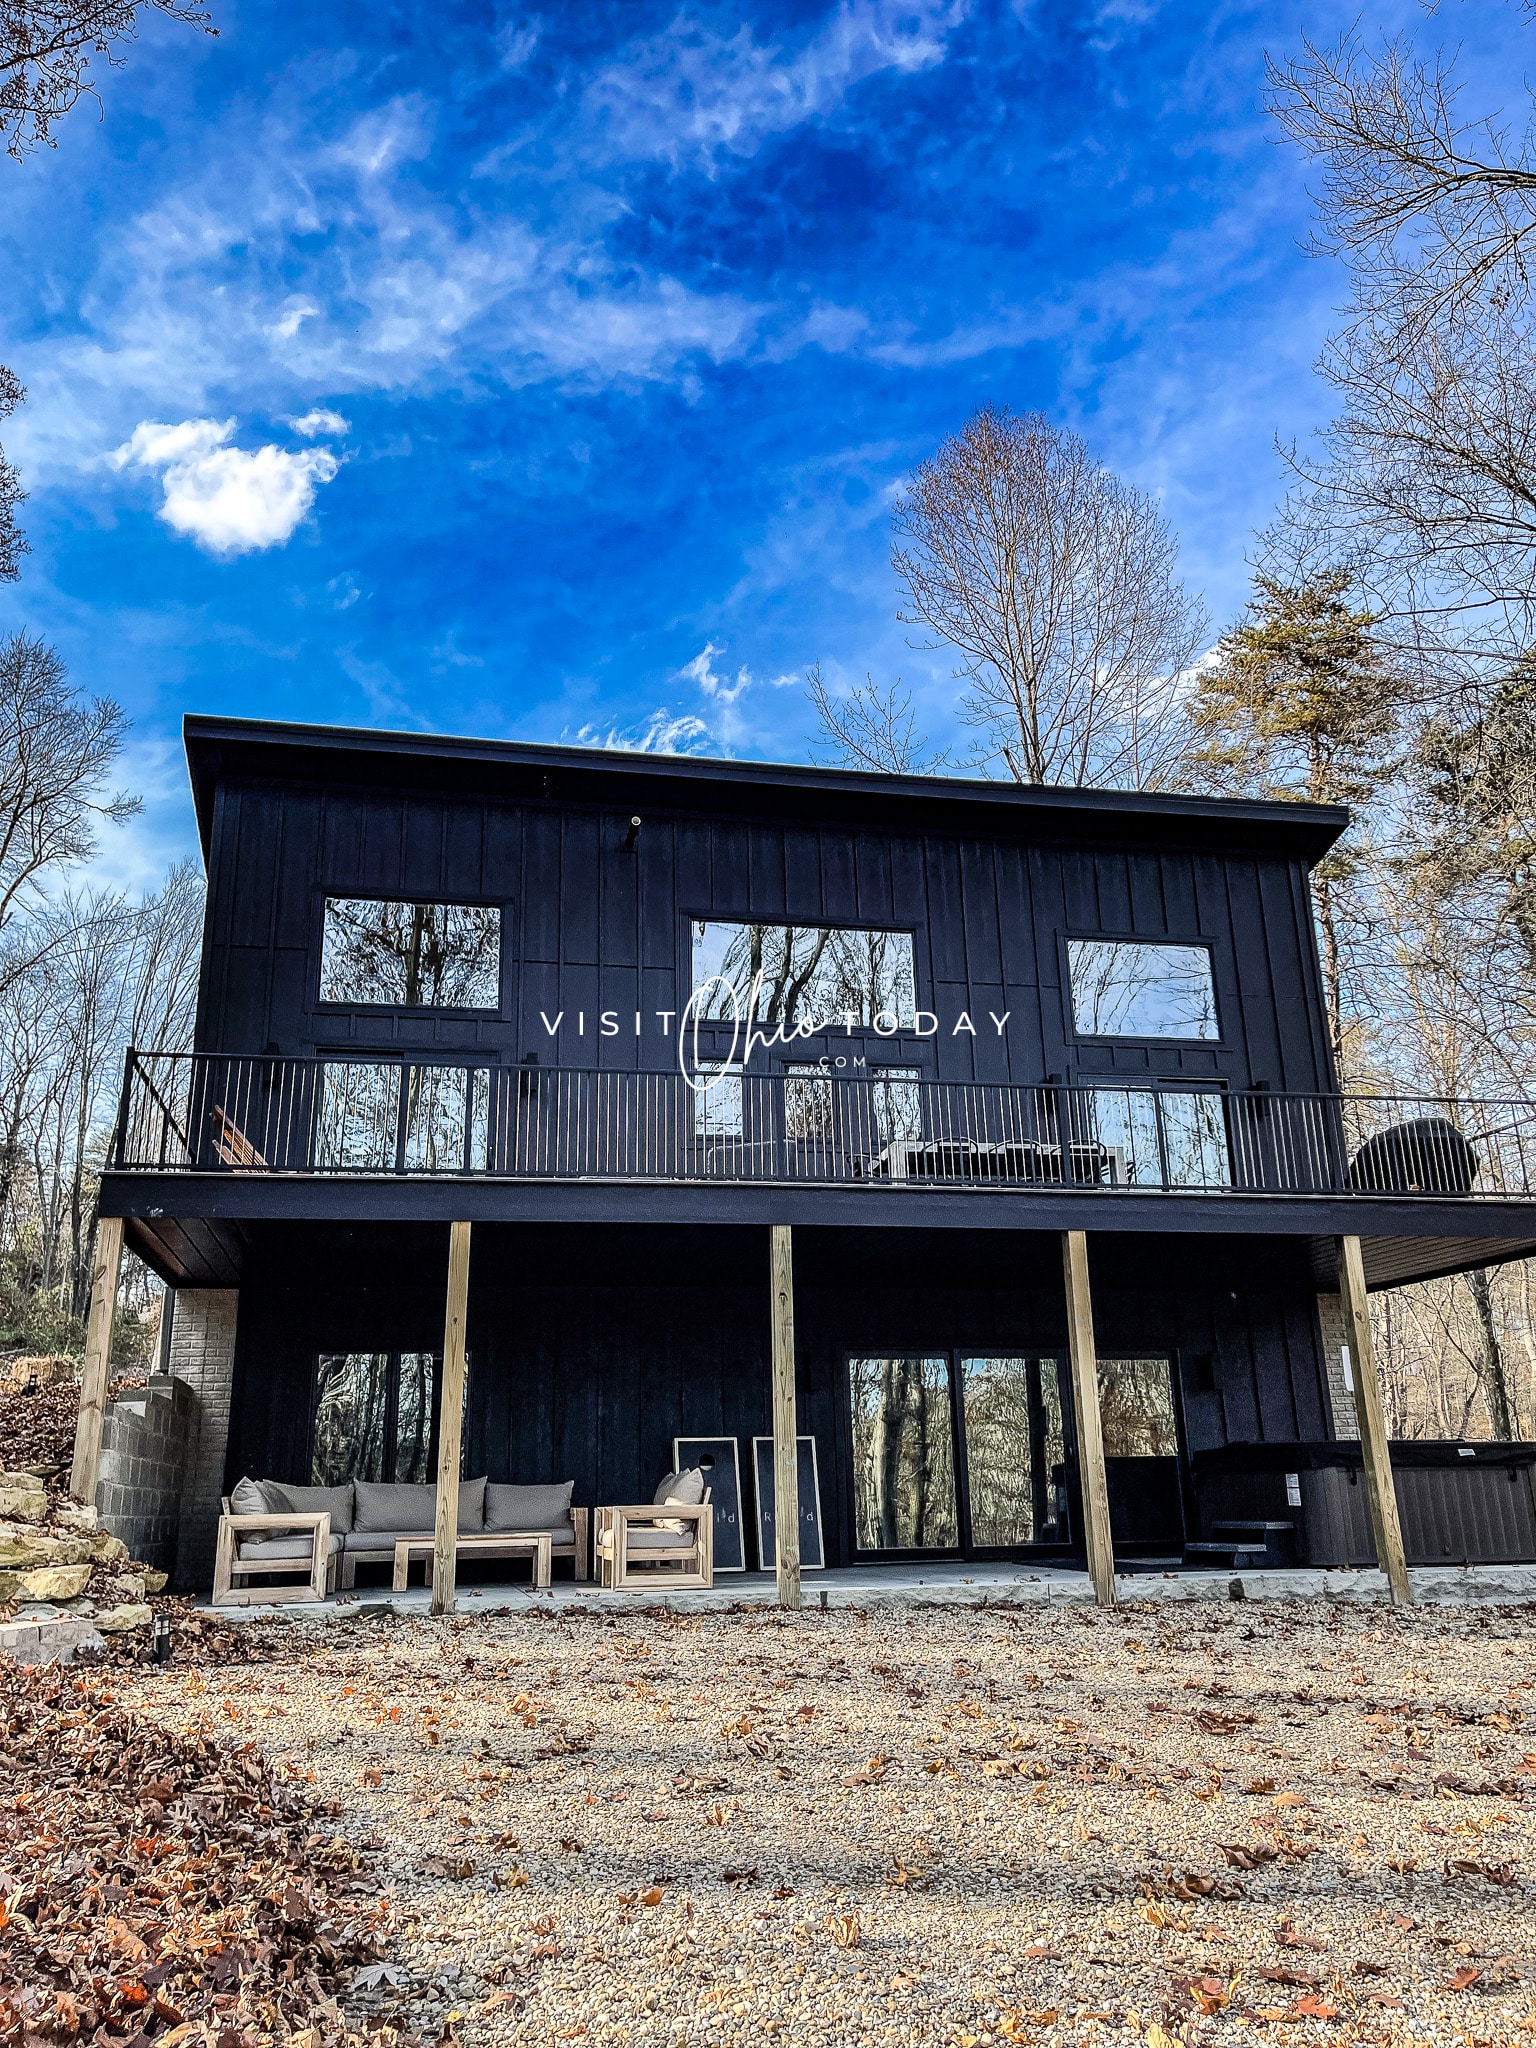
[212, 1475, 589, 1604]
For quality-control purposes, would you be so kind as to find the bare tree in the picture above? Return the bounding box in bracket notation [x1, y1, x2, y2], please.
[1268, 30, 1536, 651]
[890, 408, 1205, 789]
[805, 663, 947, 776]
[2, 0, 215, 158]
[0, 631, 139, 961]
[0, 366, 23, 583]
[1267, 33, 1536, 333]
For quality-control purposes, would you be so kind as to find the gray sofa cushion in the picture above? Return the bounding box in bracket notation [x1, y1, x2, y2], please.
[602, 1524, 700, 1553]
[238, 1531, 343, 1562]
[485, 1481, 575, 1533]
[268, 1481, 355, 1532]
[353, 1477, 487, 1534]
[230, 1475, 284, 1516]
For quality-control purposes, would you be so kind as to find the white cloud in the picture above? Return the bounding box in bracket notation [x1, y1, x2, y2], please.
[567, 707, 716, 754]
[674, 641, 798, 750]
[288, 408, 350, 438]
[586, 0, 963, 167]
[110, 417, 341, 556]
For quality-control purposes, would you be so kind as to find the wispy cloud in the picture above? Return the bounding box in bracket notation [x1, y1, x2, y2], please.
[109, 418, 342, 555]
[585, 0, 963, 167]
[566, 707, 716, 754]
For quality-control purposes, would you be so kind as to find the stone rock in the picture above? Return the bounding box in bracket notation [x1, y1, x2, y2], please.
[54, 1502, 98, 1531]
[0, 1615, 103, 1664]
[93, 1571, 146, 1605]
[95, 1603, 152, 1633]
[89, 1531, 129, 1563]
[0, 1488, 47, 1524]
[0, 1527, 95, 1568]
[16, 1564, 91, 1600]
[143, 1568, 168, 1594]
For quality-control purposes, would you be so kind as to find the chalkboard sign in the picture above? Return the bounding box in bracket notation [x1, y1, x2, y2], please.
[752, 1435, 824, 1571]
[672, 1436, 745, 1573]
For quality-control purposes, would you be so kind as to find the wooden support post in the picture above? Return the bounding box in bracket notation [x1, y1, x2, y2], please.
[70, 1215, 124, 1504]
[769, 1223, 801, 1610]
[1336, 1234, 1412, 1606]
[431, 1221, 473, 1619]
[1062, 1229, 1115, 1607]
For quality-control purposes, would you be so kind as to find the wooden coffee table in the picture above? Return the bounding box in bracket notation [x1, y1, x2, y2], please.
[392, 1532, 552, 1591]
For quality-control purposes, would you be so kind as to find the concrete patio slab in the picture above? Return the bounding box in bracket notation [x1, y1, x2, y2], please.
[197, 1556, 1536, 1621]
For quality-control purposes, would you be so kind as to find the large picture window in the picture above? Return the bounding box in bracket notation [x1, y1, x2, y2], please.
[692, 920, 917, 1028]
[320, 897, 500, 1009]
[1067, 938, 1218, 1040]
[312, 1351, 440, 1485]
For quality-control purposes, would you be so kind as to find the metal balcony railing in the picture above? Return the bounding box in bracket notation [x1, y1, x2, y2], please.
[107, 1050, 1536, 1202]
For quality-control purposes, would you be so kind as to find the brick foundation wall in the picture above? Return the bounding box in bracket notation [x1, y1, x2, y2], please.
[96, 1376, 194, 1575]
[167, 1289, 240, 1593]
[1316, 1292, 1359, 1438]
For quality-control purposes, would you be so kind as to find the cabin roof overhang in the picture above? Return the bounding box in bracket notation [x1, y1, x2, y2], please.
[181, 715, 1350, 866]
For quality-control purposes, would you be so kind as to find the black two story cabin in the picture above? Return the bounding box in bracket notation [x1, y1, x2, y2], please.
[88, 718, 1536, 1594]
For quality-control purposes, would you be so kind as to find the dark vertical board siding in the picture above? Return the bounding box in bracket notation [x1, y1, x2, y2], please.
[401, 797, 445, 897]
[522, 812, 561, 962]
[195, 772, 1333, 1111]
[925, 840, 966, 983]
[960, 842, 1004, 986]
[601, 818, 640, 970]
[274, 795, 319, 949]
[853, 833, 893, 927]
[709, 820, 749, 918]
[748, 824, 787, 919]
[446, 800, 487, 897]
[560, 813, 600, 965]
[819, 829, 857, 925]
[640, 825, 677, 974]
[783, 827, 824, 923]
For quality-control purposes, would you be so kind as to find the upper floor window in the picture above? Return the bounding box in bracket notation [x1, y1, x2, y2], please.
[691, 920, 917, 1027]
[1067, 938, 1218, 1040]
[319, 897, 500, 1009]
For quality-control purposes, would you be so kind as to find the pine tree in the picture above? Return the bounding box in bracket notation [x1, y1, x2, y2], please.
[1189, 570, 1410, 1070]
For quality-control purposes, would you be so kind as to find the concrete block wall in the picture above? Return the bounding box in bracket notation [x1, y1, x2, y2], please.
[166, 1289, 240, 1593]
[96, 1377, 194, 1575]
[1316, 1292, 1359, 1438]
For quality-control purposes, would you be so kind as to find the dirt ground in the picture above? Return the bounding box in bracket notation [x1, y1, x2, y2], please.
[107, 1597, 1536, 2048]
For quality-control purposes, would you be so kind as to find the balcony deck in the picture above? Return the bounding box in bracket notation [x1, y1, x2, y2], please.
[100, 1051, 1536, 1289]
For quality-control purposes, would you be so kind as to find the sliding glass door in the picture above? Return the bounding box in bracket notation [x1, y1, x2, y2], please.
[957, 1356, 1069, 1547]
[848, 1356, 959, 1551]
[847, 1352, 1071, 1557]
[847, 1349, 1186, 1559]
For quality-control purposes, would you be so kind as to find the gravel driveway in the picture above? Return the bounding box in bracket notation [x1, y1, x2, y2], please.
[113, 1599, 1536, 2046]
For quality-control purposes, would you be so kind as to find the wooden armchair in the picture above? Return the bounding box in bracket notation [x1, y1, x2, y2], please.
[594, 1495, 713, 1590]
[212, 1503, 337, 1606]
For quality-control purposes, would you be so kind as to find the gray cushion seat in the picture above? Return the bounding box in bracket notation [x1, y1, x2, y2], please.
[239, 1531, 345, 1562]
[229, 1475, 583, 1568]
[608, 1524, 703, 1552]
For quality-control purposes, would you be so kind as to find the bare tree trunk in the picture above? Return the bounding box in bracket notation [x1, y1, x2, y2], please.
[1465, 1266, 1517, 1439]
[1313, 871, 1345, 1072]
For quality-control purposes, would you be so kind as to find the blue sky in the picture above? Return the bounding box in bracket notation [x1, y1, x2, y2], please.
[1, 0, 1528, 886]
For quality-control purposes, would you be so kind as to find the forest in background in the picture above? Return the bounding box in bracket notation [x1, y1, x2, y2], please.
[1, 6, 1535, 1437]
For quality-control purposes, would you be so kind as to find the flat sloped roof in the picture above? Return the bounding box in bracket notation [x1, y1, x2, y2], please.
[182, 714, 1350, 864]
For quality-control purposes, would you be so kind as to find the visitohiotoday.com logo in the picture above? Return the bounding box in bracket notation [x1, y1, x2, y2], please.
[535, 973, 1013, 1099]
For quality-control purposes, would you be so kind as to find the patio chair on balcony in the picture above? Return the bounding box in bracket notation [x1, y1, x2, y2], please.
[210, 1105, 267, 1168]
[594, 1469, 713, 1589]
